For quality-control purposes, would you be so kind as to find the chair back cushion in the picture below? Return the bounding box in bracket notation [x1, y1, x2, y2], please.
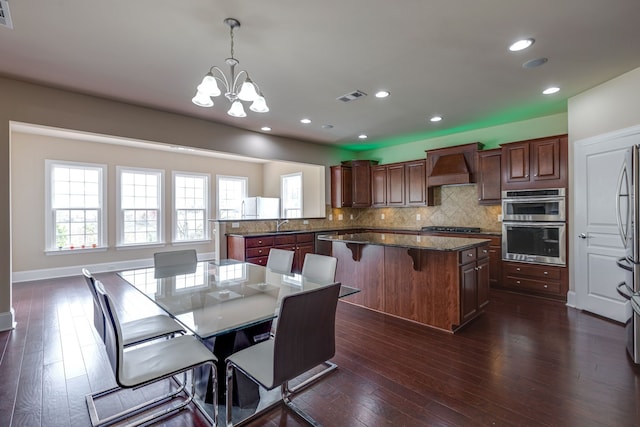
[153, 249, 197, 268]
[94, 281, 125, 384]
[267, 248, 295, 274]
[272, 282, 341, 385]
[301, 254, 337, 283]
[82, 268, 106, 342]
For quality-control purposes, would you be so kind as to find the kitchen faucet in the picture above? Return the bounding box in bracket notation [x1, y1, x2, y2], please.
[276, 219, 289, 232]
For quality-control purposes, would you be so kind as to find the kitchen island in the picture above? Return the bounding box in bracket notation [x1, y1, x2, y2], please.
[318, 232, 491, 332]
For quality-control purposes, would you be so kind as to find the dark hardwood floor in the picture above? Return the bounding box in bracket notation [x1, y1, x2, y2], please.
[2, 273, 640, 426]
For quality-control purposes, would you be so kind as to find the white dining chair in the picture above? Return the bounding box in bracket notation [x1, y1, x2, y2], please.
[225, 282, 341, 426]
[301, 253, 337, 283]
[153, 249, 198, 268]
[82, 268, 185, 347]
[266, 248, 294, 274]
[86, 280, 218, 427]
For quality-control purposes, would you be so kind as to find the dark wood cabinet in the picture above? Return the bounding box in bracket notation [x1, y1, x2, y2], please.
[500, 261, 568, 300]
[371, 163, 406, 207]
[331, 160, 377, 208]
[352, 160, 376, 208]
[227, 232, 315, 274]
[405, 160, 428, 206]
[459, 245, 490, 324]
[477, 149, 502, 205]
[330, 165, 352, 208]
[370, 160, 427, 207]
[502, 135, 568, 190]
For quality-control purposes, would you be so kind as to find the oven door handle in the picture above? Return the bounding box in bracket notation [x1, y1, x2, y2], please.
[616, 160, 630, 248]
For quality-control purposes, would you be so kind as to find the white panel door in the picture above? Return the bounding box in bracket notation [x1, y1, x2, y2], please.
[574, 126, 640, 321]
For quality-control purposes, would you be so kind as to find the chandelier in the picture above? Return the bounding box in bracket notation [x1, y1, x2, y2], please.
[192, 18, 269, 117]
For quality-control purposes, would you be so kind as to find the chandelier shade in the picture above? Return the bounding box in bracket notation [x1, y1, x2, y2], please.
[192, 18, 268, 117]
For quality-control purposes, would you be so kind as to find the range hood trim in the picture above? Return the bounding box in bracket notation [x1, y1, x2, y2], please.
[426, 142, 483, 188]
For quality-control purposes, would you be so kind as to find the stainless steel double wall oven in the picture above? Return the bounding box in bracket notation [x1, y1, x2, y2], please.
[502, 188, 566, 266]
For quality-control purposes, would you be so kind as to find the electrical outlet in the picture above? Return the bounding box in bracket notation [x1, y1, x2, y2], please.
[350, 214, 354, 220]
[303, 220, 309, 225]
[231, 222, 240, 228]
[338, 214, 343, 221]
[329, 214, 333, 221]
[416, 214, 421, 220]
[498, 214, 503, 221]
[380, 213, 385, 220]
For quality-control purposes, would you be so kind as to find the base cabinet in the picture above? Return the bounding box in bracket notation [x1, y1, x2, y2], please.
[500, 261, 568, 300]
[227, 232, 315, 274]
[460, 246, 490, 324]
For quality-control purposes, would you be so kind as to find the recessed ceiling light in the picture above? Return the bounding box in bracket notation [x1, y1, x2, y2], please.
[300, 118, 311, 124]
[358, 134, 368, 139]
[542, 87, 560, 95]
[509, 38, 535, 52]
[261, 126, 272, 131]
[321, 124, 334, 129]
[375, 90, 390, 98]
[430, 116, 443, 122]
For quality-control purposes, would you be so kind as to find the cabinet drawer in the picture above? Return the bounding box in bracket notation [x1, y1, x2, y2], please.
[246, 247, 271, 258]
[246, 256, 269, 267]
[477, 245, 490, 260]
[460, 248, 477, 264]
[504, 275, 561, 295]
[504, 263, 561, 280]
[245, 236, 274, 248]
[274, 234, 296, 245]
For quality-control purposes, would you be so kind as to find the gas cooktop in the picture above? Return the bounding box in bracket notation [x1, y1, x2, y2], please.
[421, 226, 482, 234]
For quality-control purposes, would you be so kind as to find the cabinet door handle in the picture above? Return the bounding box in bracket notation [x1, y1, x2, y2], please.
[543, 284, 548, 288]
[516, 280, 521, 284]
[516, 267, 521, 271]
[543, 271, 549, 275]
[467, 253, 474, 257]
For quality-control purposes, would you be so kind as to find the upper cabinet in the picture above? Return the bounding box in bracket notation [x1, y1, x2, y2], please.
[372, 160, 428, 208]
[501, 135, 568, 190]
[476, 148, 502, 205]
[331, 160, 378, 208]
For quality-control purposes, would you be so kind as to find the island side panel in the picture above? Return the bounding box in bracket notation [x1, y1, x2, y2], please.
[333, 241, 384, 311]
[384, 247, 461, 331]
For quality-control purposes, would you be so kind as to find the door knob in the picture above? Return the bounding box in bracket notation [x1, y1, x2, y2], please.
[578, 233, 587, 239]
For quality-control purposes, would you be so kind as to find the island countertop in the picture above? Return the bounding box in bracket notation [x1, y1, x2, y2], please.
[317, 232, 490, 251]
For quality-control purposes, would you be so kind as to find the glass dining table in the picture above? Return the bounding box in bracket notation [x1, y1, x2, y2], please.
[117, 259, 358, 426]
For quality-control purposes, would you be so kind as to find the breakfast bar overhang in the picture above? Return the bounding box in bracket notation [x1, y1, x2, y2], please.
[318, 232, 491, 332]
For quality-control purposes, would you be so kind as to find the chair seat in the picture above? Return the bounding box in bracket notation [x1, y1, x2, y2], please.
[227, 339, 276, 389]
[122, 314, 185, 347]
[120, 334, 215, 388]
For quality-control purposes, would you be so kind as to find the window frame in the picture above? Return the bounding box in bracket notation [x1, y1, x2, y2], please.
[172, 171, 210, 243]
[45, 159, 108, 253]
[281, 172, 303, 218]
[116, 166, 164, 248]
[216, 175, 248, 220]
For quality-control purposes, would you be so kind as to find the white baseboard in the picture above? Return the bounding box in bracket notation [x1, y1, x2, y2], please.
[12, 251, 216, 283]
[0, 308, 16, 331]
[566, 290, 577, 308]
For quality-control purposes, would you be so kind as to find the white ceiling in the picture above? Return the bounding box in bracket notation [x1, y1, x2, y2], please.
[1, 0, 639, 148]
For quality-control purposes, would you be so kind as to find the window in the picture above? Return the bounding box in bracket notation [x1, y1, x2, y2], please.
[217, 175, 247, 219]
[46, 160, 106, 251]
[281, 173, 302, 218]
[118, 167, 163, 246]
[173, 172, 209, 242]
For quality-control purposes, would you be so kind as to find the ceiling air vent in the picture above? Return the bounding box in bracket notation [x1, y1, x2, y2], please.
[337, 90, 367, 103]
[0, 0, 13, 29]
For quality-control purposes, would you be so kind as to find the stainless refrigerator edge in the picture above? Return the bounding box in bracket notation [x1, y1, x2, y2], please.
[616, 144, 640, 363]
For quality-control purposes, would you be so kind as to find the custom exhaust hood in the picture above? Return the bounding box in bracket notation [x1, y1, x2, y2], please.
[426, 142, 483, 187]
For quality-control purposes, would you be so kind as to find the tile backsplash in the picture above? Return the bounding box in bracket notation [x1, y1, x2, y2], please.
[222, 184, 502, 234]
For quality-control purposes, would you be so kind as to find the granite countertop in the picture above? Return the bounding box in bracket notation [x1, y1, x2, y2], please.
[317, 232, 491, 251]
[227, 227, 501, 238]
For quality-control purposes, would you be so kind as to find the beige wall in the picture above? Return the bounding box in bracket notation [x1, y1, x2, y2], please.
[11, 131, 269, 272]
[0, 76, 347, 330]
[262, 161, 325, 217]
